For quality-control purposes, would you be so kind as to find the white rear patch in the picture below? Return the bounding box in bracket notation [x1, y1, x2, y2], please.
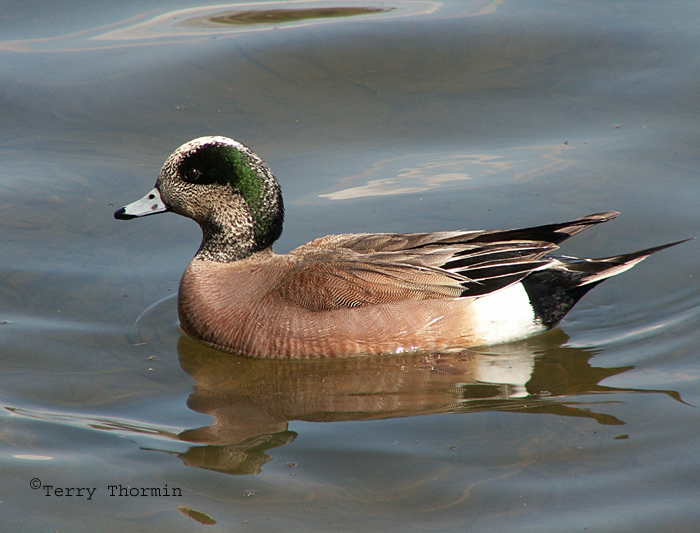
[474, 353, 535, 398]
[470, 282, 545, 345]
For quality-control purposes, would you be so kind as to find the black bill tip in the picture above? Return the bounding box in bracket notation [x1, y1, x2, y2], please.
[114, 207, 136, 220]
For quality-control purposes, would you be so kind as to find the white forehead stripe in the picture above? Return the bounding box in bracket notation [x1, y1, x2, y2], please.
[175, 136, 246, 156]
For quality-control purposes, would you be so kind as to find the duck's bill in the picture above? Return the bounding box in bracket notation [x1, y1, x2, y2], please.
[114, 188, 169, 220]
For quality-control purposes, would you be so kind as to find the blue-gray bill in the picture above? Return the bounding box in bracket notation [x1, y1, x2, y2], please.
[114, 187, 169, 219]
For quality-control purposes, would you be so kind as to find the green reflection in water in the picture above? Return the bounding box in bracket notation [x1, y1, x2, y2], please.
[210, 7, 392, 26]
[176, 505, 217, 526]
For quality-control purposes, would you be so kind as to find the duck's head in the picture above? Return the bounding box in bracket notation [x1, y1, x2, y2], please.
[115, 136, 284, 262]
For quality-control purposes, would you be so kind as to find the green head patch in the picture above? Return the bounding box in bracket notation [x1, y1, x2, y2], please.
[179, 139, 284, 249]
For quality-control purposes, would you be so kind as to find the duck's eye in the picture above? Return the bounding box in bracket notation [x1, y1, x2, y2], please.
[184, 168, 202, 182]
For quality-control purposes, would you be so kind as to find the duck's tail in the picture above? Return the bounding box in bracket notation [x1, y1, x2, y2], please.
[522, 238, 692, 328]
[472, 211, 621, 246]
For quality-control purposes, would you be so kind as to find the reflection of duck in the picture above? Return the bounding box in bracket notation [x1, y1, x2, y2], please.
[173, 333, 682, 474]
[115, 137, 686, 358]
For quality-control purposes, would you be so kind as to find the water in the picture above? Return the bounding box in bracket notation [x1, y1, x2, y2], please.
[2, 1, 700, 530]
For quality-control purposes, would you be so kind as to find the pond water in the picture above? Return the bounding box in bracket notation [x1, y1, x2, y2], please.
[2, 0, 700, 531]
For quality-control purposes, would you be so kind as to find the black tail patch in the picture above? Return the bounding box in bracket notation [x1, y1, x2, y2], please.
[522, 238, 691, 328]
[522, 269, 602, 328]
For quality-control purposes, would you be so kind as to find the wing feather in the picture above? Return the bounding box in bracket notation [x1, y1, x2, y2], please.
[276, 213, 619, 311]
[278, 238, 555, 311]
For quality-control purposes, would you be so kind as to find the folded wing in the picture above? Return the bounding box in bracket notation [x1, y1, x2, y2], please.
[275, 212, 622, 311]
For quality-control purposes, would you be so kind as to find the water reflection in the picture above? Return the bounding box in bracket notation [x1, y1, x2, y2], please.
[0, 1, 440, 52]
[208, 7, 392, 26]
[317, 144, 574, 200]
[171, 332, 682, 474]
[4, 330, 685, 476]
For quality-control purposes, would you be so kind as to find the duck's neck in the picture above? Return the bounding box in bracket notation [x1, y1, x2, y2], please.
[194, 207, 259, 262]
[192, 187, 283, 263]
[194, 229, 254, 263]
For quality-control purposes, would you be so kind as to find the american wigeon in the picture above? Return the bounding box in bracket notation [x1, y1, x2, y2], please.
[115, 136, 685, 358]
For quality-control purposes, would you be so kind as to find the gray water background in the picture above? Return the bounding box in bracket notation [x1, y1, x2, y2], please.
[2, 1, 700, 530]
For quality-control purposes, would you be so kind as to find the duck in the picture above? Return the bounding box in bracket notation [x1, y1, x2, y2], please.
[115, 136, 686, 358]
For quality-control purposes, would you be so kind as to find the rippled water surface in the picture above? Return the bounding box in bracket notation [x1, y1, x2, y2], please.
[2, 1, 700, 531]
